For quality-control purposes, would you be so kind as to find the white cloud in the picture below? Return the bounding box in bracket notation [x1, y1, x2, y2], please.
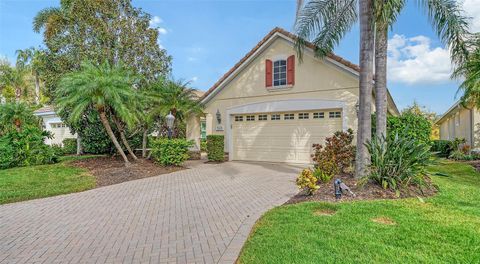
[387, 34, 453, 85]
[191, 76, 198, 82]
[461, 0, 480, 32]
[158, 27, 168, 35]
[187, 57, 197, 62]
[149, 16, 163, 28]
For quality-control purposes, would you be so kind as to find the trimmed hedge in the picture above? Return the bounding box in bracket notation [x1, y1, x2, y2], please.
[206, 135, 224, 161]
[431, 139, 454, 157]
[150, 139, 193, 166]
[63, 138, 77, 154]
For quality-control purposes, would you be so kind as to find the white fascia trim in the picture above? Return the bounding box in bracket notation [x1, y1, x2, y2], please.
[33, 111, 56, 117]
[225, 99, 347, 161]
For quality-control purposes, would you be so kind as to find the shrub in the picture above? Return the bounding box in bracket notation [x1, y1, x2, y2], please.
[312, 129, 355, 173]
[431, 140, 454, 157]
[206, 135, 224, 161]
[313, 167, 334, 183]
[51, 144, 65, 156]
[200, 139, 207, 152]
[62, 138, 77, 154]
[373, 112, 432, 146]
[365, 134, 431, 195]
[150, 138, 193, 166]
[296, 169, 319, 195]
[0, 126, 58, 169]
[461, 144, 471, 154]
[449, 150, 473, 161]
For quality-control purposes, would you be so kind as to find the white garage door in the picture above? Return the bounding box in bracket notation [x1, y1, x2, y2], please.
[232, 110, 343, 164]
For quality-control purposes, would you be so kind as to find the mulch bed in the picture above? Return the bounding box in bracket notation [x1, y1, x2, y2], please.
[286, 173, 438, 204]
[71, 156, 184, 187]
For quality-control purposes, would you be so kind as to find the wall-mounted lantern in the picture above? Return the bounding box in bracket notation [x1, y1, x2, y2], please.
[216, 109, 222, 124]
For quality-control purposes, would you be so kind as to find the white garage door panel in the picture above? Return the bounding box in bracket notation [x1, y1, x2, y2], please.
[232, 111, 342, 163]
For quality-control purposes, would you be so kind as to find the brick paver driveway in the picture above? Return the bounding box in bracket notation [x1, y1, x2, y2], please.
[0, 161, 299, 264]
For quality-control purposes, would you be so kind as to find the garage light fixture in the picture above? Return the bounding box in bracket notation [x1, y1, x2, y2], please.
[216, 109, 222, 124]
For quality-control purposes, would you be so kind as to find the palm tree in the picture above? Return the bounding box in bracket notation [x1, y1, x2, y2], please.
[455, 35, 480, 107]
[0, 102, 36, 134]
[0, 63, 29, 102]
[56, 61, 138, 166]
[295, 0, 470, 176]
[148, 78, 203, 137]
[16, 47, 46, 104]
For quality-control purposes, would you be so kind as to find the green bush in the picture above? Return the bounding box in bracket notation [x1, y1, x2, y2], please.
[206, 135, 224, 161]
[51, 144, 65, 156]
[0, 126, 58, 169]
[373, 112, 432, 146]
[313, 167, 334, 183]
[431, 140, 454, 157]
[150, 138, 193, 166]
[449, 150, 473, 161]
[62, 138, 77, 154]
[365, 134, 432, 195]
[200, 139, 207, 152]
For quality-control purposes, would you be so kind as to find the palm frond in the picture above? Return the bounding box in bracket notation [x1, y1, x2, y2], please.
[417, 0, 471, 64]
[294, 0, 358, 61]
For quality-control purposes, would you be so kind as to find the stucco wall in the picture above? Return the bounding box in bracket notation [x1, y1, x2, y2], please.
[39, 114, 77, 145]
[438, 106, 480, 148]
[188, 37, 362, 151]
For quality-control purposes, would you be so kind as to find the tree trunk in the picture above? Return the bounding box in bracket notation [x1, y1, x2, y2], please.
[375, 25, 388, 139]
[15, 86, 21, 102]
[76, 134, 83, 155]
[34, 73, 40, 105]
[98, 110, 130, 166]
[113, 115, 138, 161]
[142, 128, 148, 158]
[355, 0, 375, 178]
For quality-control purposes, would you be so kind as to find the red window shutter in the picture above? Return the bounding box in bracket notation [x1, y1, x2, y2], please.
[265, 59, 272, 87]
[287, 55, 295, 85]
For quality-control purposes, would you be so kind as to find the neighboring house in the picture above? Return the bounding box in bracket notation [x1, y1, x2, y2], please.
[436, 101, 480, 148]
[33, 105, 77, 145]
[186, 27, 399, 164]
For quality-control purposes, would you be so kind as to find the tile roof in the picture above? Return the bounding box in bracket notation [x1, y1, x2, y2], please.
[200, 27, 361, 102]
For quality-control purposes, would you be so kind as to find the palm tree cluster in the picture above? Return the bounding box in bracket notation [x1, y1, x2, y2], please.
[56, 61, 202, 166]
[295, 0, 471, 177]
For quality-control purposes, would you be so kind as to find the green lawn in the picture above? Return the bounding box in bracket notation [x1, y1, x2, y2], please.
[0, 156, 98, 204]
[239, 160, 480, 264]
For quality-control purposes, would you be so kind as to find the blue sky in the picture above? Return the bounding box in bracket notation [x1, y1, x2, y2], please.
[1, 0, 479, 114]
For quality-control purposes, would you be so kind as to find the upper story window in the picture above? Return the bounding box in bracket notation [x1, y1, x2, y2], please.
[273, 60, 287, 87]
[265, 55, 295, 88]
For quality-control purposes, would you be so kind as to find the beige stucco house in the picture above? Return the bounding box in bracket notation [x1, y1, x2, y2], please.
[436, 101, 480, 148]
[33, 105, 77, 146]
[186, 27, 399, 164]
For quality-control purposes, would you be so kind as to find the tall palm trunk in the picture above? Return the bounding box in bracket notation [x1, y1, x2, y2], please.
[112, 115, 138, 161]
[375, 26, 388, 139]
[98, 110, 130, 166]
[355, 0, 375, 178]
[34, 73, 40, 104]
